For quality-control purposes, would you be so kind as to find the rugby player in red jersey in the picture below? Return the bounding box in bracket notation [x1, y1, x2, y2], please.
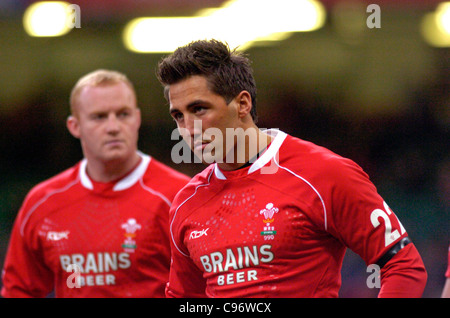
[156, 39, 427, 298]
[1, 69, 190, 297]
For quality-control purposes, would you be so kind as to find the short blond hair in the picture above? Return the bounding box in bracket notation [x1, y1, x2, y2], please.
[70, 69, 136, 115]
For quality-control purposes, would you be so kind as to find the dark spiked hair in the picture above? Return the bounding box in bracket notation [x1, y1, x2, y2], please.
[156, 39, 258, 122]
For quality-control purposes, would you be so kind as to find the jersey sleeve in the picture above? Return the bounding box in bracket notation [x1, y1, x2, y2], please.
[1, 198, 54, 297]
[378, 243, 427, 297]
[323, 157, 408, 264]
[322, 157, 426, 296]
[165, 182, 207, 298]
[165, 240, 207, 298]
[166, 209, 207, 297]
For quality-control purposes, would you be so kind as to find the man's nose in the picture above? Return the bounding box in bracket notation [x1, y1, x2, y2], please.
[183, 116, 203, 139]
[106, 114, 120, 133]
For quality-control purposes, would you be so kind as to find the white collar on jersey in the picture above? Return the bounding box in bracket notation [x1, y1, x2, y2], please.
[214, 129, 288, 180]
[79, 151, 151, 191]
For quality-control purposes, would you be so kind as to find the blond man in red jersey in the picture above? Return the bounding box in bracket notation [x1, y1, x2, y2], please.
[1, 69, 190, 297]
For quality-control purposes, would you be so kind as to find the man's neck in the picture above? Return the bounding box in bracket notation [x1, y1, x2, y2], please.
[217, 126, 273, 171]
[85, 152, 141, 183]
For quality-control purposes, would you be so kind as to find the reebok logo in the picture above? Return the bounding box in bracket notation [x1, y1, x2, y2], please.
[189, 228, 209, 240]
[47, 230, 70, 241]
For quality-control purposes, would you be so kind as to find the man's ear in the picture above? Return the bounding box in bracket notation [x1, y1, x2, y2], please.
[66, 115, 81, 139]
[135, 107, 142, 129]
[236, 90, 252, 119]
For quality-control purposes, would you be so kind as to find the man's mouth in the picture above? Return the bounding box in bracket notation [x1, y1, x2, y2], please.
[105, 139, 124, 147]
[193, 141, 209, 152]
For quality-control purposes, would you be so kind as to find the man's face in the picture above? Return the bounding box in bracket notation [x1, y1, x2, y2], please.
[68, 82, 141, 165]
[168, 75, 244, 165]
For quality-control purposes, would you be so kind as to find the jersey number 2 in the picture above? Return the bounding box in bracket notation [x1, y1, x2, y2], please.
[370, 201, 406, 247]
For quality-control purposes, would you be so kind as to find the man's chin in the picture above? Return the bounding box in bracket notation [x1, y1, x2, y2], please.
[101, 149, 130, 163]
[192, 150, 226, 165]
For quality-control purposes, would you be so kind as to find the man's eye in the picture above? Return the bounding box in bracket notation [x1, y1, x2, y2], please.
[172, 113, 183, 121]
[193, 106, 205, 113]
[92, 114, 106, 120]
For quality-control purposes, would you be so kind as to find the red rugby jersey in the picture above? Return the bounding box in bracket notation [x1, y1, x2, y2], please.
[1, 152, 190, 298]
[167, 130, 426, 297]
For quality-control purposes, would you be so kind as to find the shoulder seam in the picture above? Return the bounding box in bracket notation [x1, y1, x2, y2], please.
[170, 168, 214, 257]
[19, 178, 80, 237]
[138, 178, 172, 207]
[274, 156, 328, 231]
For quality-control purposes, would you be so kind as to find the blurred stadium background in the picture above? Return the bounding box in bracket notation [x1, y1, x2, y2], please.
[0, 0, 448, 297]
